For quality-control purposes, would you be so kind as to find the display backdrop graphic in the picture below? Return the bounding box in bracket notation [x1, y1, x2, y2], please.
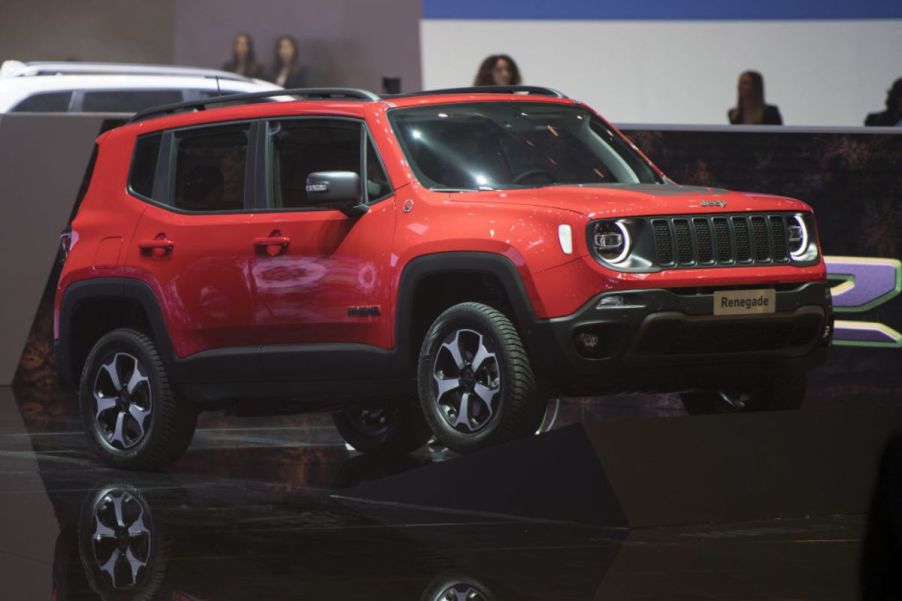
[8, 121, 902, 427]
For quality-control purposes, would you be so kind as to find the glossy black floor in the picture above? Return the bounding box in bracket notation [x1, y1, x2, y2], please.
[0, 387, 868, 600]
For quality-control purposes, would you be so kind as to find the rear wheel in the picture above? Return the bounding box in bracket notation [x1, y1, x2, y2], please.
[333, 400, 431, 456]
[680, 369, 807, 414]
[79, 329, 196, 470]
[417, 302, 545, 453]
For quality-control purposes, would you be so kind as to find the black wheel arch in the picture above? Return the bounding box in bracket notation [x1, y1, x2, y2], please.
[56, 277, 176, 388]
[393, 252, 548, 376]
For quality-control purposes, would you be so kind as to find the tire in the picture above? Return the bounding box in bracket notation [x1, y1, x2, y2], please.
[79, 329, 196, 470]
[417, 302, 544, 453]
[680, 368, 807, 415]
[333, 400, 431, 456]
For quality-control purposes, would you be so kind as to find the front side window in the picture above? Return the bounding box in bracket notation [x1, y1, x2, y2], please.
[268, 119, 361, 209]
[81, 90, 184, 113]
[388, 102, 660, 190]
[172, 124, 249, 212]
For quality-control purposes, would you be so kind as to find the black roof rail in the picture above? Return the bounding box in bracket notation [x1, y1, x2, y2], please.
[387, 85, 568, 99]
[128, 87, 382, 123]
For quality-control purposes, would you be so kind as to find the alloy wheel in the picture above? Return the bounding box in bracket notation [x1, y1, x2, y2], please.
[432, 328, 501, 433]
[89, 488, 151, 589]
[92, 352, 152, 450]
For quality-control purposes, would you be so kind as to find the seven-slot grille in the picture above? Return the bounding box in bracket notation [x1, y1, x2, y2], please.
[649, 213, 792, 267]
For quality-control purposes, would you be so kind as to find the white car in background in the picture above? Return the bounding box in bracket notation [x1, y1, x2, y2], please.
[0, 61, 281, 113]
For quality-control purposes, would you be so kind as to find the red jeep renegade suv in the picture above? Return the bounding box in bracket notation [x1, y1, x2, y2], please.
[54, 86, 833, 469]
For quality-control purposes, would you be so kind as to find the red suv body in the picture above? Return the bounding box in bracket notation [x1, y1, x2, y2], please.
[54, 87, 832, 468]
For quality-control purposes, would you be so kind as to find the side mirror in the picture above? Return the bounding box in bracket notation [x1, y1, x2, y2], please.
[305, 171, 368, 217]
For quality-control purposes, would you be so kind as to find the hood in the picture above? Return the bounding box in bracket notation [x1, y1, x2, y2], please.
[449, 183, 810, 219]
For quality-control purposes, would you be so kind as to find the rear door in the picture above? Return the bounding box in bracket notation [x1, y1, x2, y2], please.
[127, 122, 260, 366]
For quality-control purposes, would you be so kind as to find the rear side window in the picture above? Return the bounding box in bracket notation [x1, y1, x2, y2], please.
[172, 124, 249, 212]
[11, 91, 72, 112]
[129, 133, 163, 200]
[81, 90, 183, 113]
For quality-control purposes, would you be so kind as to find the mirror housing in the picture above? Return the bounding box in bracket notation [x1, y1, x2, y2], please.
[305, 171, 368, 217]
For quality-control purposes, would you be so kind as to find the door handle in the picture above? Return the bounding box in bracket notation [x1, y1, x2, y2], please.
[138, 236, 174, 257]
[254, 231, 290, 256]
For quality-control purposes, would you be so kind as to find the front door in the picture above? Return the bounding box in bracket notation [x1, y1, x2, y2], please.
[249, 118, 396, 379]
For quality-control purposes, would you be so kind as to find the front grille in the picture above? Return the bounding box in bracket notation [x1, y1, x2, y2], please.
[649, 213, 793, 268]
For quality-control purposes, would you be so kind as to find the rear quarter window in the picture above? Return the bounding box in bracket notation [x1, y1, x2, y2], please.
[128, 133, 163, 200]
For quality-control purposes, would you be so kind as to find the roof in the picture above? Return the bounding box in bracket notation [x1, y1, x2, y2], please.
[0, 60, 254, 82]
[127, 85, 573, 124]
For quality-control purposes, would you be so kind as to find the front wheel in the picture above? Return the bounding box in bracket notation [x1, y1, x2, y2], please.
[417, 302, 545, 453]
[79, 329, 196, 470]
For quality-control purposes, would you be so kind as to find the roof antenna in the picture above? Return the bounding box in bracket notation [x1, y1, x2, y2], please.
[215, 75, 222, 96]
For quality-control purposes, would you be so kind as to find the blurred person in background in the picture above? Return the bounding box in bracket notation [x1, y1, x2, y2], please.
[473, 54, 521, 86]
[728, 70, 782, 125]
[269, 35, 307, 88]
[222, 32, 264, 79]
[864, 78, 902, 126]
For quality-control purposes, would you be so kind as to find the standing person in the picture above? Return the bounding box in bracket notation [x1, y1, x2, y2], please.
[268, 35, 307, 88]
[222, 33, 264, 79]
[728, 70, 782, 125]
[864, 78, 902, 127]
[473, 54, 521, 86]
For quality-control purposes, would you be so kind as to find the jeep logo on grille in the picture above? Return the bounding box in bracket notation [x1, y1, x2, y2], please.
[700, 200, 727, 208]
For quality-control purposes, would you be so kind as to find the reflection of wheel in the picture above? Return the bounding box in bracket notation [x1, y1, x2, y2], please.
[78, 485, 168, 601]
[79, 329, 196, 470]
[420, 571, 497, 601]
[418, 303, 545, 453]
[333, 400, 431, 456]
[681, 369, 807, 414]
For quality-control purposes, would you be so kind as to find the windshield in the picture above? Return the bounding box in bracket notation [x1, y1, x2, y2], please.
[388, 102, 660, 190]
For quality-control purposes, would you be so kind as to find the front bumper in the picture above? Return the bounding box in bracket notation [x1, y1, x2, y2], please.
[523, 282, 833, 394]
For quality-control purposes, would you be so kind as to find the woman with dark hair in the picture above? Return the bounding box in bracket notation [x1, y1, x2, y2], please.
[269, 35, 308, 88]
[728, 70, 782, 125]
[473, 55, 521, 86]
[222, 33, 264, 79]
[865, 78, 902, 127]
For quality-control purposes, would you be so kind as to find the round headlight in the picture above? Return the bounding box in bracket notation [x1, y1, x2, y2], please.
[788, 214, 809, 260]
[594, 220, 631, 263]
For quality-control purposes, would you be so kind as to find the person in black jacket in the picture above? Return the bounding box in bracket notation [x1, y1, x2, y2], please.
[268, 35, 307, 89]
[222, 33, 264, 79]
[864, 78, 902, 127]
[728, 70, 782, 125]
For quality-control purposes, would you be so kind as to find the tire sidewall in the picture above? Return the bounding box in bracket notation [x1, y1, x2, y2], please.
[79, 331, 165, 466]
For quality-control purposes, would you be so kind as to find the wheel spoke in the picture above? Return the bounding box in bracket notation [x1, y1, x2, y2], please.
[110, 412, 127, 447]
[123, 547, 146, 584]
[126, 364, 148, 395]
[454, 392, 472, 430]
[128, 404, 150, 439]
[472, 382, 497, 417]
[98, 548, 122, 582]
[110, 492, 127, 527]
[100, 359, 121, 390]
[94, 393, 117, 419]
[434, 376, 461, 402]
[471, 337, 496, 372]
[441, 331, 466, 370]
[127, 513, 149, 538]
[93, 514, 116, 541]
